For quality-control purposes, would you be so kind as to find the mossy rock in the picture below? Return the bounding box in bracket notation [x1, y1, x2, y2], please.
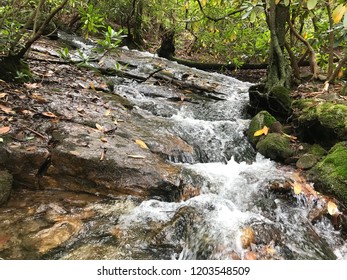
[0, 170, 13, 205]
[309, 142, 347, 206]
[308, 144, 327, 157]
[256, 133, 294, 161]
[296, 153, 320, 170]
[247, 111, 277, 146]
[292, 99, 347, 147]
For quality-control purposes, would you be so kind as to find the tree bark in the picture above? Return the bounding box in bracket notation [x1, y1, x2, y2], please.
[265, 0, 291, 91]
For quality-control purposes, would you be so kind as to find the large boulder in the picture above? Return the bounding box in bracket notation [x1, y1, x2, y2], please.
[0, 169, 13, 205]
[309, 142, 347, 206]
[292, 99, 347, 147]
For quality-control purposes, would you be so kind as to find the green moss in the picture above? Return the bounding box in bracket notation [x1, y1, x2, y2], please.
[269, 85, 292, 113]
[293, 100, 347, 141]
[256, 133, 294, 161]
[247, 111, 277, 145]
[310, 142, 347, 205]
[308, 144, 327, 157]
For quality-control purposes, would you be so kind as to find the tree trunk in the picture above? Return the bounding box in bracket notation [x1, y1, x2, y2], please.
[265, 1, 291, 91]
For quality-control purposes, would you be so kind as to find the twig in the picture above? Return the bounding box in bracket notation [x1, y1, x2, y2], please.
[22, 126, 48, 140]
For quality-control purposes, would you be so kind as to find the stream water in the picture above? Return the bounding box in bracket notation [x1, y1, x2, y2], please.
[1, 37, 347, 260]
[110, 61, 347, 260]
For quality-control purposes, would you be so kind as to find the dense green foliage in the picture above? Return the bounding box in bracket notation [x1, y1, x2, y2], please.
[0, 0, 346, 84]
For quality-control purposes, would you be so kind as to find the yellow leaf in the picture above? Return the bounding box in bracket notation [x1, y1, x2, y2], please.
[95, 123, 104, 131]
[338, 69, 344, 79]
[293, 182, 302, 195]
[135, 139, 148, 149]
[0, 126, 10, 135]
[332, 4, 347, 24]
[327, 201, 339, 216]
[89, 82, 95, 90]
[253, 126, 269, 137]
[275, 0, 281, 4]
[0, 93, 8, 98]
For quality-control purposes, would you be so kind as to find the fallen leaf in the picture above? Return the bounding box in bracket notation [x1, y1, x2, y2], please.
[244, 251, 257, 260]
[0, 104, 15, 114]
[240, 227, 255, 249]
[0, 126, 10, 135]
[135, 139, 148, 149]
[128, 155, 146, 159]
[253, 126, 269, 137]
[89, 82, 95, 90]
[100, 149, 106, 161]
[293, 182, 302, 195]
[24, 83, 40, 89]
[100, 137, 108, 143]
[69, 151, 81, 156]
[0, 93, 8, 98]
[42, 111, 57, 118]
[95, 123, 104, 131]
[0, 137, 3, 143]
[327, 201, 339, 216]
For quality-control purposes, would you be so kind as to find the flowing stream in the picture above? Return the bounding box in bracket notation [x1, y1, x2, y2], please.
[103, 50, 347, 260]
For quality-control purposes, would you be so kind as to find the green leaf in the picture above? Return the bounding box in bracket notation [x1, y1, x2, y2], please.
[307, 0, 318, 10]
[344, 12, 347, 29]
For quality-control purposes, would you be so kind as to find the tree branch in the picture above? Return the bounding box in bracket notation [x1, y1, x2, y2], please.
[195, 0, 246, 22]
[14, 0, 69, 59]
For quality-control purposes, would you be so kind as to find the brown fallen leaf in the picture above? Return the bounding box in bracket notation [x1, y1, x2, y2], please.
[0, 93, 8, 98]
[0, 126, 10, 135]
[0, 104, 15, 114]
[24, 83, 40, 89]
[135, 139, 149, 149]
[100, 137, 108, 143]
[42, 111, 57, 118]
[240, 226, 255, 249]
[244, 251, 257, 260]
[89, 82, 95, 90]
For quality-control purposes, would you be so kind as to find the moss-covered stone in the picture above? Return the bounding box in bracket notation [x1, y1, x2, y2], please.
[292, 99, 347, 147]
[256, 133, 294, 161]
[296, 153, 320, 170]
[0, 170, 13, 205]
[308, 144, 327, 157]
[309, 142, 347, 206]
[247, 111, 277, 146]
